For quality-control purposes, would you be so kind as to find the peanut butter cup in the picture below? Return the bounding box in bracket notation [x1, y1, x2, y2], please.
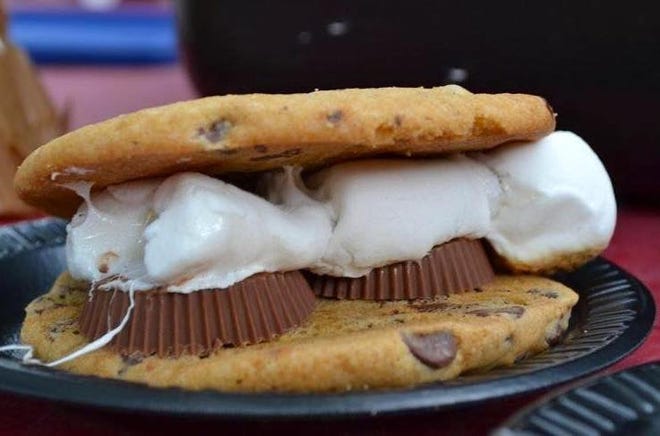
[79, 271, 316, 357]
[312, 238, 494, 300]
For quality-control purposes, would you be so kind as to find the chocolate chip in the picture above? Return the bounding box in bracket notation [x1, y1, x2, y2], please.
[467, 306, 525, 319]
[515, 352, 529, 363]
[394, 115, 403, 126]
[410, 302, 454, 313]
[97, 251, 118, 274]
[122, 353, 144, 366]
[198, 119, 232, 143]
[250, 148, 302, 161]
[216, 148, 238, 155]
[254, 144, 268, 153]
[502, 306, 525, 318]
[118, 353, 144, 375]
[402, 331, 457, 369]
[473, 288, 483, 293]
[545, 322, 565, 346]
[326, 110, 343, 124]
[47, 318, 75, 340]
[527, 289, 559, 299]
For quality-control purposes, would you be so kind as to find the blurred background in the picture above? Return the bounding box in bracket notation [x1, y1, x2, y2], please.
[2, 0, 659, 212]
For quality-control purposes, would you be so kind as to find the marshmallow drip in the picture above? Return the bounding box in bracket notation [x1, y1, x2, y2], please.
[66, 131, 616, 293]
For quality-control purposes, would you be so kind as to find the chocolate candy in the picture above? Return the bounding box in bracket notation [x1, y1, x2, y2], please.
[312, 238, 495, 300]
[79, 271, 316, 357]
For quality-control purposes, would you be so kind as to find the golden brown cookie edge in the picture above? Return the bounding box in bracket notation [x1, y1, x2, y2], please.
[14, 86, 555, 217]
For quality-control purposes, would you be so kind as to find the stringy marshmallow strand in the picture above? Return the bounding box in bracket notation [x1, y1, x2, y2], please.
[0, 286, 136, 367]
[65, 131, 617, 292]
[65, 179, 159, 289]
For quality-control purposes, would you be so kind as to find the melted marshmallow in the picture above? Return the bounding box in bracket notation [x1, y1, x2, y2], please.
[65, 179, 160, 289]
[143, 171, 331, 291]
[476, 131, 617, 265]
[67, 170, 332, 292]
[66, 131, 617, 292]
[305, 156, 501, 276]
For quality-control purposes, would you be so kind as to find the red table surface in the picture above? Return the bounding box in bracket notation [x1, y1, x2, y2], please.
[0, 65, 659, 435]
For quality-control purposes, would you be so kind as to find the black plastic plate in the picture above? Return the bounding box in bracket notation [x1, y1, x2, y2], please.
[0, 219, 655, 418]
[495, 361, 660, 435]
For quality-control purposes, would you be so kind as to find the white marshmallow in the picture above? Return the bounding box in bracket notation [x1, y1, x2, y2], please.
[142, 171, 331, 291]
[65, 131, 617, 292]
[476, 131, 617, 266]
[67, 170, 332, 292]
[65, 179, 159, 288]
[306, 156, 500, 276]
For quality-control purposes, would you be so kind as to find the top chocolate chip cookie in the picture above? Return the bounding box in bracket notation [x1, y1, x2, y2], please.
[14, 85, 555, 217]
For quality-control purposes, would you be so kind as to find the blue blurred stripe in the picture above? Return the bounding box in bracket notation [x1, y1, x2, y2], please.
[7, 8, 177, 64]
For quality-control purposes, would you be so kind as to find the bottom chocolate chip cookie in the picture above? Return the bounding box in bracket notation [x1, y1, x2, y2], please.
[20, 273, 577, 392]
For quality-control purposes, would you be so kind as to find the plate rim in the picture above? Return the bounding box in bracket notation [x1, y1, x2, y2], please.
[494, 361, 660, 434]
[0, 218, 655, 419]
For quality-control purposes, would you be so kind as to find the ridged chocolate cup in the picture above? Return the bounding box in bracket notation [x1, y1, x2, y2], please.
[312, 238, 495, 300]
[79, 271, 316, 358]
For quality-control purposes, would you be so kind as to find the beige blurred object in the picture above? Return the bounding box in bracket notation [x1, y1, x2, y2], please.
[0, 2, 5, 36]
[0, 0, 65, 217]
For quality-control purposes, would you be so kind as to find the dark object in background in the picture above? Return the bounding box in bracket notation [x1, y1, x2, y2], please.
[176, 1, 660, 205]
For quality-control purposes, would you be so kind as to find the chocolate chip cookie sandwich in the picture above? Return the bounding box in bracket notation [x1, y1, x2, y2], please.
[13, 86, 616, 392]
